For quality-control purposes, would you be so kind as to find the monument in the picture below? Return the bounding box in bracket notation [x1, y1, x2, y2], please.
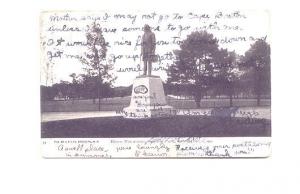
[123, 25, 174, 119]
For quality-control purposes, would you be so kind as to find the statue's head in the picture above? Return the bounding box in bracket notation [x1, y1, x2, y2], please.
[144, 24, 151, 32]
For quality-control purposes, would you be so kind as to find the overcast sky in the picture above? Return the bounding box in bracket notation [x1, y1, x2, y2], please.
[40, 10, 270, 87]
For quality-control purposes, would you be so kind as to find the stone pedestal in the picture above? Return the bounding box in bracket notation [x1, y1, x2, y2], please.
[123, 75, 175, 119]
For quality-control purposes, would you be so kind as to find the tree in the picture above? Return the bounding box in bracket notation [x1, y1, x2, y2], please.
[214, 49, 241, 106]
[241, 39, 271, 106]
[52, 81, 72, 100]
[79, 73, 98, 102]
[69, 73, 79, 103]
[40, 85, 56, 101]
[167, 31, 219, 107]
[80, 22, 115, 110]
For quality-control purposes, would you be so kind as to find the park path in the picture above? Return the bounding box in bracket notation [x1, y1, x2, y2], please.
[41, 111, 118, 122]
[41, 107, 271, 122]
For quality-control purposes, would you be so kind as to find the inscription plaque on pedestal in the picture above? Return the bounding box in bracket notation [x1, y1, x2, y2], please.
[123, 75, 174, 119]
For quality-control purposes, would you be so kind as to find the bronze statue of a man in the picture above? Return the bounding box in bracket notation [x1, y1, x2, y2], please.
[141, 24, 156, 76]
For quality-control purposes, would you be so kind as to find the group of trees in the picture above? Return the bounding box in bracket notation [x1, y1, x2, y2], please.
[42, 24, 270, 109]
[167, 31, 270, 107]
[41, 75, 130, 102]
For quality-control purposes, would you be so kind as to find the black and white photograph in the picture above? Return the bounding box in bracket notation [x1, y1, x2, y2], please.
[40, 10, 271, 158]
[3, 0, 300, 193]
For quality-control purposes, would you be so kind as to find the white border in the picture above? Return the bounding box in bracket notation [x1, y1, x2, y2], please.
[1, 0, 300, 194]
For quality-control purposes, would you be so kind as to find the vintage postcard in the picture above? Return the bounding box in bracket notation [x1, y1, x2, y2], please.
[40, 10, 271, 158]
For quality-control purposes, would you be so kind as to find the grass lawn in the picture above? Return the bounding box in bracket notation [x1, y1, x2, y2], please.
[41, 116, 271, 138]
[41, 97, 271, 112]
